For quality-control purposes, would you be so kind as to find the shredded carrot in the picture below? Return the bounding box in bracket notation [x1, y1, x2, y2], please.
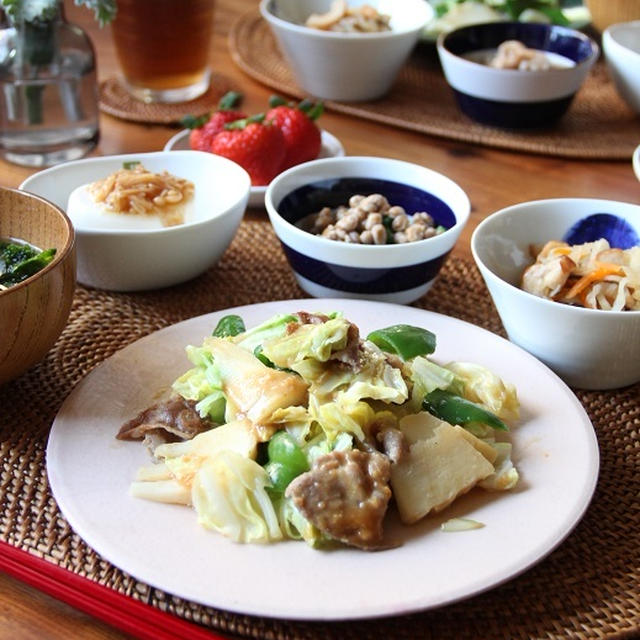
[563, 263, 624, 300]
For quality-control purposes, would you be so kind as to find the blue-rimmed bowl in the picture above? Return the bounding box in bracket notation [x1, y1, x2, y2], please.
[472, 198, 640, 389]
[265, 156, 470, 304]
[437, 22, 599, 128]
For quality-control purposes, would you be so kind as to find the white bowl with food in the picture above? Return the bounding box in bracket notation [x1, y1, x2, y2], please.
[265, 155, 470, 303]
[20, 151, 250, 292]
[471, 198, 640, 390]
[603, 20, 640, 114]
[259, 0, 433, 101]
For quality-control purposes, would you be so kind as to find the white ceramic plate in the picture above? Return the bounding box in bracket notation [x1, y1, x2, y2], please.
[164, 129, 345, 208]
[47, 299, 599, 621]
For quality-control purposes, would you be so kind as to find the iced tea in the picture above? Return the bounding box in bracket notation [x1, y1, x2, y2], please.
[111, 0, 215, 102]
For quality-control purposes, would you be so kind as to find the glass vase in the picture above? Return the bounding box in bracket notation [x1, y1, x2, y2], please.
[0, 1, 99, 167]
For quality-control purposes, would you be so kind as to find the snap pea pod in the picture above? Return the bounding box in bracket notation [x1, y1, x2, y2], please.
[366, 324, 436, 360]
[265, 431, 309, 493]
[423, 388, 508, 431]
[212, 314, 245, 338]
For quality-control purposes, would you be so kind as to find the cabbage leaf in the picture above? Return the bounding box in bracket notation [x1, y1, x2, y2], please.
[192, 451, 282, 543]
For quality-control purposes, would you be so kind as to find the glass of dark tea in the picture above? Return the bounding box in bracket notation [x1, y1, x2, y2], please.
[111, 0, 215, 103]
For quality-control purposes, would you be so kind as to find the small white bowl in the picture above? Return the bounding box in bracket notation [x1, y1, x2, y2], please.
[265, 155, 470, 304]
[163, 128, 345, 208]
[633, 143, 640, 181]
[20, 151, 250, 292]
[603, 20, 640, 114]
[471, 198, 640, 390]
[259, 0, 433, 102]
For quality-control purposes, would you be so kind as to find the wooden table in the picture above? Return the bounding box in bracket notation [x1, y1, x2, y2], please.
[0, 1, 638, 638]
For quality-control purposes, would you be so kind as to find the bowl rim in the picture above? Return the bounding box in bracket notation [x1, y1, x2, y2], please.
[633, 144, 640, 181]
[259, 0, 433, 40]
[437, 21, 600, 76]
[471, 197, 640, 317]
[19, 150, 251, 237]
[603, 20, 640, 57]
[265, 155, 470, 258]
[0, 186, 75, 297]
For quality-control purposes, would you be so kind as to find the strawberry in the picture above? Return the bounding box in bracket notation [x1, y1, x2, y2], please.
[182, 91, 246, 152]
[209, 114, 286, 186]
[265, 96, 323, 170]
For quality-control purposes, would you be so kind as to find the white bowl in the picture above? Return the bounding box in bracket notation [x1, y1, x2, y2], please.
[20, 151, 250, 292]
[163, 128, 345, 208]
[259, 0, 433, 102]
[603, 20, 640, 114]
[265, 155, 470, 304]
[471, 198, 640, 390]
[633, 143, 640, 181]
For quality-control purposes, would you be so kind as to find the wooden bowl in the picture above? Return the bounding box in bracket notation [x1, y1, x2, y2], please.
[0, 187, 76, 385]
[585, 0, 640, 33]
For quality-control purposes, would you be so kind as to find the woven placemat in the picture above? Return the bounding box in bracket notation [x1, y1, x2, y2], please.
[229, 10, 640, 161]
[98, 73, 233, 124]
[1, 217, 639, 639]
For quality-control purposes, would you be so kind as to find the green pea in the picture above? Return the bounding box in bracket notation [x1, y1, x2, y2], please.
[267, 432, 309, 475]
[265, 461, 300, 494]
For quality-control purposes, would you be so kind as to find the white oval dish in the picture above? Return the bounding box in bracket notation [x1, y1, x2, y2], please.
[20, 151, 250, 291]
[164, 128, 345, 208]
[47, 299, 599, 621]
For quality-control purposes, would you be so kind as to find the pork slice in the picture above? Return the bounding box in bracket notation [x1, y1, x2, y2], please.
[285, 449, 391, 549]
[117, 394, 213, 441]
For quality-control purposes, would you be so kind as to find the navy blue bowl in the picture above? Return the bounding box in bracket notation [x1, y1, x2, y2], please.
[276, 177, 457, 298]
[437, 22, 599, 129]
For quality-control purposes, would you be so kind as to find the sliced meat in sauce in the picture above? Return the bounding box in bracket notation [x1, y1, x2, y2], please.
[117, 394, 213, 441]
[285, 449, 391, 550]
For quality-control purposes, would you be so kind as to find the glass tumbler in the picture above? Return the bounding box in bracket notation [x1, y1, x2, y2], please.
[111, 0, 216, 103]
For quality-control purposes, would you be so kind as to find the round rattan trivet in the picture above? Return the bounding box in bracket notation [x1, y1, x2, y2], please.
[1, 218, 638, 639]
[229, 10, 640, 161]
[98, 73, 234, 124]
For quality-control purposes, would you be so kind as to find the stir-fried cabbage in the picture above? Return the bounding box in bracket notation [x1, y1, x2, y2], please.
[261, 316, 352, 368]
[445, 362, 520, 424]
[192, 451, 282, 543]
[124, 312, 522, 549]
[171, 346, 226, 423]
